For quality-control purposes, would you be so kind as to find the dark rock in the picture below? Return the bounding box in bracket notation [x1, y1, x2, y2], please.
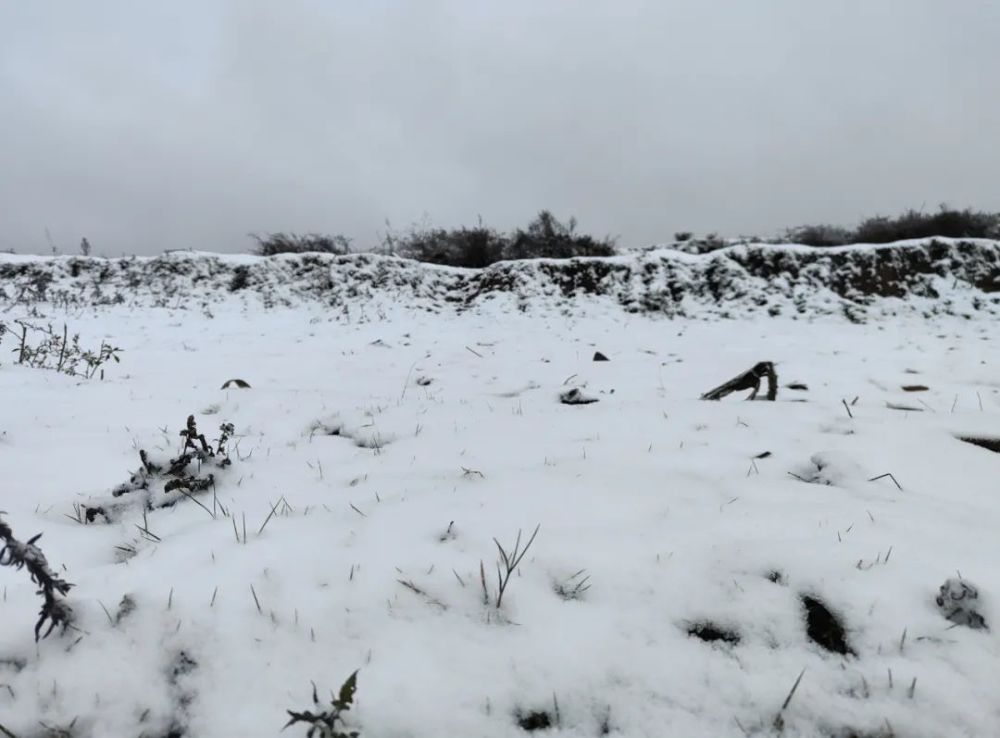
[559, 388, 598, 405]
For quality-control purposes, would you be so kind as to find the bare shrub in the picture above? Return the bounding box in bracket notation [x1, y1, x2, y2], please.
[505, 210, 616, 261]
[388, 220, 508, 268]
[251, 232, 352, 256]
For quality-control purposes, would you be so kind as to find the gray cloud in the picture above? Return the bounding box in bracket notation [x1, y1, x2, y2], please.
[2, 0, 998, 255]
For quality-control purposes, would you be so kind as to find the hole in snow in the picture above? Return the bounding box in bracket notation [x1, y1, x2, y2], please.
[801, 596, 852, 655]
[687, 622, 741, 645]
[307, 420, 342, 437]
[957, 436, 1000, 454]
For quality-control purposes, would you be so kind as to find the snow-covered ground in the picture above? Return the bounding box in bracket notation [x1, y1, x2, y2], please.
[1, 291, 999, 736]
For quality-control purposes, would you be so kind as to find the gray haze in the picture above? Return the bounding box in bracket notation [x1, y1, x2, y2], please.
[2, 1, 999, 256]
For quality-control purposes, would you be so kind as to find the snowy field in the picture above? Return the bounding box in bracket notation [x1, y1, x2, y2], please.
[1, 301, 999, 737]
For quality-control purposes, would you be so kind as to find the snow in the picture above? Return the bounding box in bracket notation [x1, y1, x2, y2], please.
[1, 258, 999, 737]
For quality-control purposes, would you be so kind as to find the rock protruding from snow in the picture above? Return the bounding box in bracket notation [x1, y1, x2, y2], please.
[559, 388, 598, 405]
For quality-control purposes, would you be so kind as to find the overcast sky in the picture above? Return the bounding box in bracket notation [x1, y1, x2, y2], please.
[2, 1, 998, 255]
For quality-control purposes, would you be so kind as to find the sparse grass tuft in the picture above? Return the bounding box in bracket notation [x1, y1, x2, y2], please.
[481, 524, 540, 611]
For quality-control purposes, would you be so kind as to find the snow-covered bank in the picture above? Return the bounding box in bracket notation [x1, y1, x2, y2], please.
[2, 238, 998, 321]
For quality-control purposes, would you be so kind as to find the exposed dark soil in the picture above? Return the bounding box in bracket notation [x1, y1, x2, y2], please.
[517, 711, 553, 731]
[801, 596, 852, 655]
[687, 622, 741, 645]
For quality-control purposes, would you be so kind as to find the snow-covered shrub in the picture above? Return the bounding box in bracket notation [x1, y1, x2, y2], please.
[84, 415, 235, 523]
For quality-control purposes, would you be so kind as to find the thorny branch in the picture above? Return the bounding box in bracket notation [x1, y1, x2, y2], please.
[0, 513, 75, 640]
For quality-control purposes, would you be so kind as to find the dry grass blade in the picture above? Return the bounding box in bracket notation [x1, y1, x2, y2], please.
[397, 579, 447, 610]
[257, 498, 283, 536]
[479, 560, 489, 605]
[868, 473, 903, 491]
[175, 488, 216, 519]
[781, 668, 806, 711]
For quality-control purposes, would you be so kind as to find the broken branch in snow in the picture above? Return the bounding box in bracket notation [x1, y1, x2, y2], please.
[701, 362, 778, 401]
[0, 513, 75, 641]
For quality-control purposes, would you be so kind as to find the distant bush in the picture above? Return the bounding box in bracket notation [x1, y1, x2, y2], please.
[854, 207, 1000, 243]
[674, 231, 693, 242]
[787, 206, 1000, 247]
[505, 210, 617, 261]
[785, 224, 855, 247]
[388, 221, 509, 268]
[671, 233, 730, 254]
[386, 211, 616, 268]
[252, 232, 352, 256]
